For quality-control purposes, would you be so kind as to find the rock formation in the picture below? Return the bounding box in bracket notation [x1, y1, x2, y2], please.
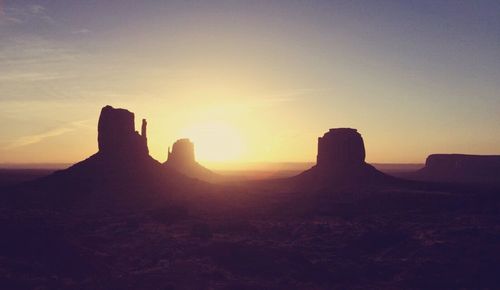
[414, 154, 500, 184]
[35, 106, 196, 198]
[167, 139, 196, 166]
[317, 128, 366, 170]
[164, 139, 218, 182]
[295, 128, 389, 190]
[141, 119, 147, 139]
[97, 105, 148, 156]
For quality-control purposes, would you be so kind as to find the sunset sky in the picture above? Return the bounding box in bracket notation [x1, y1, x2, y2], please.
[1, 1, 499, 167]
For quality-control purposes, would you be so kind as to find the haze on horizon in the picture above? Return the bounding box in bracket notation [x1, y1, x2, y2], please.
[1, 0, 499, 167]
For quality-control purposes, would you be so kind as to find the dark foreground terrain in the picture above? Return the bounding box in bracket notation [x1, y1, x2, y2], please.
[1, 173, 499, 290]
[0, 169, 56, 187]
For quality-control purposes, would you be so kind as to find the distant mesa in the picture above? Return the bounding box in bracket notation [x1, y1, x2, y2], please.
[295, 128, 390, 189]
[414, 154, 500, 184]
[163, 138, 219, 183]
[166, 139, 195, 166]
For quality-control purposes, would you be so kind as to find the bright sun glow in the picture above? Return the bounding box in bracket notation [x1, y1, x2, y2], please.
[179, 121, 246, 162]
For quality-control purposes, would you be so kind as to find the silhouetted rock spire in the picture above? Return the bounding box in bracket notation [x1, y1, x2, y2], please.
[141, 119, 147, 139]
[97, 105, 148, 156]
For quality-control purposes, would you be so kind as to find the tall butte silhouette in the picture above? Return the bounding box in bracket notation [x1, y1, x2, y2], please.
[294, 128, 391, 190]
[36, 106, 193, 197]
[163, 138, 219, 182]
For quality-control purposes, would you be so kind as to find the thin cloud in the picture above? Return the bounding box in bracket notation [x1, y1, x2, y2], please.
[0, 3, 55, 26]
[0, 36, 80, 65]
[2, 16, 23, 24]
[246, 88, 333, 108]
[0, 71, 71, 82]
[3, 119, 92, 150]
[28, 4, 46, 15]
[71, 28, 91, 35]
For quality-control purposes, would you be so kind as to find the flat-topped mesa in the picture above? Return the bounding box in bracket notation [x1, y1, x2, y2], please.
[417, 154, 500, 183]
[166, 138, 195, 166]
[295, 128, 389, 190]
[425, 154, 500, 171]
[97, 105, 148, 156]
[317, 128, 366, 169]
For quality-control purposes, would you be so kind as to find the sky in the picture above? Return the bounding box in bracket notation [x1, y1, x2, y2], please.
[0, 0, 499, 167]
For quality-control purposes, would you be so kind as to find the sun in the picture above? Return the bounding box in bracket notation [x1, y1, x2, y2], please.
[179, 121, 246, 162]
